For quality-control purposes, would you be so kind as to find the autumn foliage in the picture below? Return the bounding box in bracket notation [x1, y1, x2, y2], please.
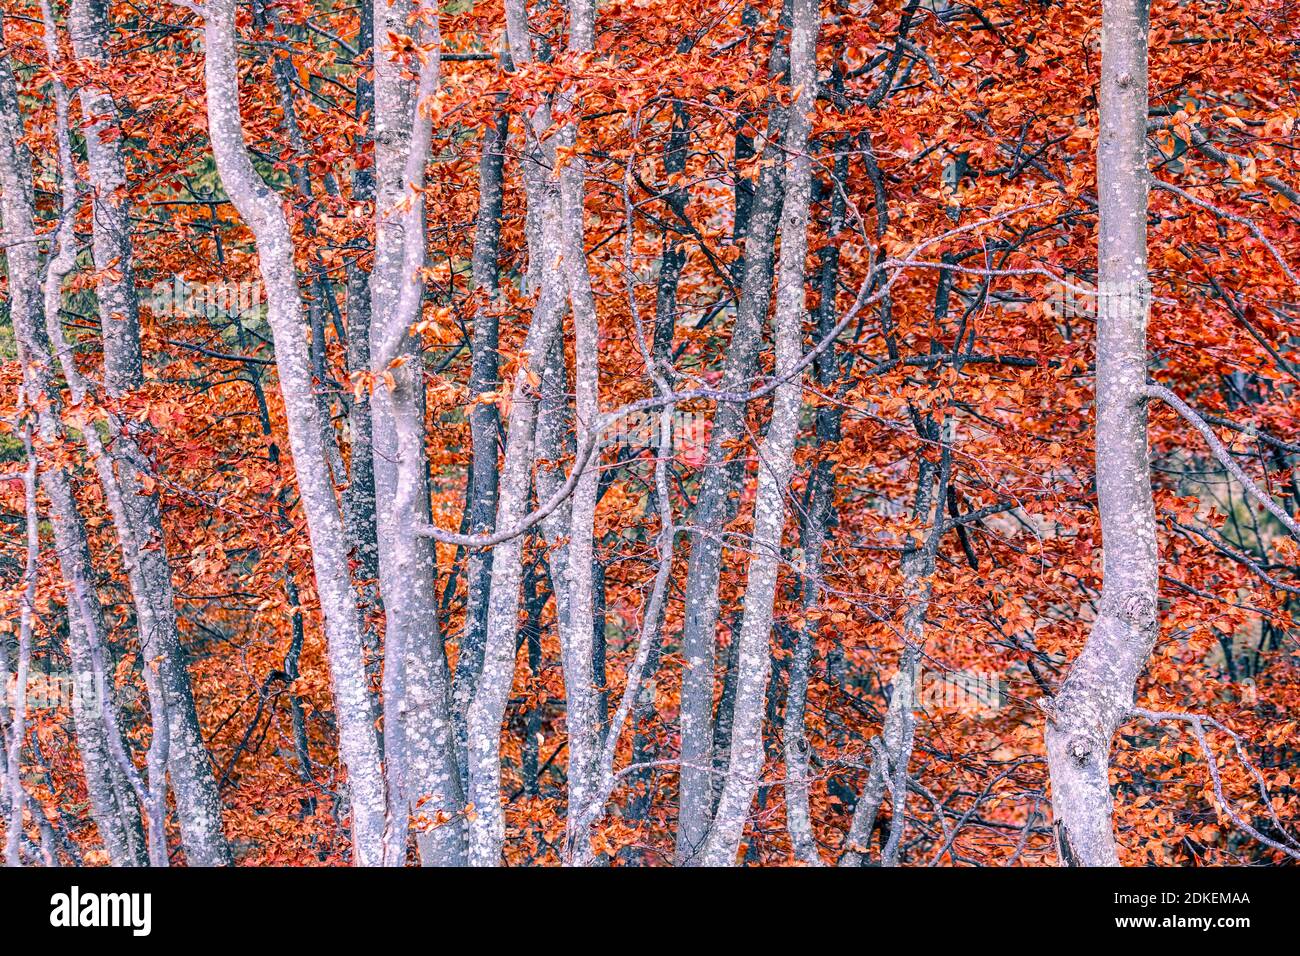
[1, 0, 1299, 866]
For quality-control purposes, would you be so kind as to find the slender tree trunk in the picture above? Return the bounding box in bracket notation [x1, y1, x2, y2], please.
[840, 331, 955, 866]
[65, 0, 231, 865]
[370, 0, 467, 866]
[623, 102, 689, 836]
[465, 279, 564, 864]
[0, 49, 148, 866]
[565, 161, 681, 855]
[783, 142, 847, 867]
[535, 338, 574, 638]
[675, 3, 790, 863]
[40, 10, 177, 866]
[4, 429, 37, 867]
[452, 105, 509, 791]
[700, 0, 817, 865]
[1043, 0, 1155, 868]
[556, 0, 602, 866]
[520, 563, 546, 798]
[344, 0, 381, 664]
[839, 500, 936, 865]
[198, 0, 388, 865]
[254, 2, 371, 606]
[464, 0, 568, 865]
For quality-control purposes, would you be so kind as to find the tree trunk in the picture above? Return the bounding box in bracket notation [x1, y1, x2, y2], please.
[370, 0, 467, 866]
[675, 3, 790, 863]
[344, 0, 381, 671]
[556, 0, 602, 866]
[783, 141, 847, 868]
[452, 105, 509, 793]
[700, 0, 817, 865]
[0, 49, 148, 866]
[199, 0, 388, 865]
[4, 429, 37, 867]
[463, 0, 569, 865]
[1043, 0, 1155, 868]
[65, 0, 231, 865]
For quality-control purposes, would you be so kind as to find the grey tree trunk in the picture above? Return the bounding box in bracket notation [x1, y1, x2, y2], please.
[4, 429, 37, 866]
[452, 105, 509, 791]
[0, 49, 147, 866]
[1043, 0, 1155, 868]
[839, 441, 946, 867]
[198, 0, 388, 865]
[39, 8, 179, 865]
[625, 104, 690, 832]
[344, 0, 381, 663]
[567, 158, 681, 854]
[464, 0, 568, 865]
[675, 5, 790, 863]
[783, 142, 848, 868]
[63, 0, 231, 866]
[535, 340, 574, 637]
[556, 0, 602, 866]
[370, 0, 467, 866]
[699, 0, 817, 865]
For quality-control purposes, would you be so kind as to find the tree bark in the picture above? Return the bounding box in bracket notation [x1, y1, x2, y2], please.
[0, 47, 148, 866]
[198, 0, 388, 865]
[839, 435, 947, 867]
[463, 0, 568, 865]
[370, 0, 467, 866]
[1043, 0, 1155, 868]
[783, 140, 847, 868]
[675, 2, 790, 863]
[452, 104, 509, 793]
[344, 0, 381, 669]
[700, 0, 817, 866]
[4, 428, 37, 867]
[65, 0, 231, 865]
[556, 0, 602, 866]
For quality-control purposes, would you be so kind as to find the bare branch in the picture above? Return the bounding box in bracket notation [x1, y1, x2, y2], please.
[1144, 383, 1300, 539]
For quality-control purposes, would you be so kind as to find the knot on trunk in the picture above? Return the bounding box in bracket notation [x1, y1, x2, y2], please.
[1068, 735, 1092, 764]
[1106, 589, 1156, 636]
[1120, 591, 1156, 631]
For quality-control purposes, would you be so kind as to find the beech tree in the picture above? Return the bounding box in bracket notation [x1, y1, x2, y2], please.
[2, 0, 1299, 869]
